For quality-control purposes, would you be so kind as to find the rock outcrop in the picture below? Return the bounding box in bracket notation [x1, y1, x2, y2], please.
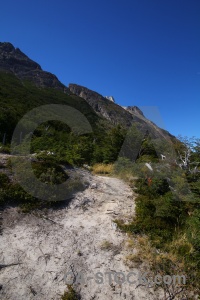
[105, 96, 115, 102]
[123, 106, 144, 117]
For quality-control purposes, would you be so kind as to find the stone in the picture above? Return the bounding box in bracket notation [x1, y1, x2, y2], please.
[90, 183, 97, 189]
[105, 96, 115, 102]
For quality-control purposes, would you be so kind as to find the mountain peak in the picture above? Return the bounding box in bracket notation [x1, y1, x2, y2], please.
[123, 105, 144, 117]
[105, 96, 115, 103]
[0, 42, 15, 52]
[0, 42, 69, 92]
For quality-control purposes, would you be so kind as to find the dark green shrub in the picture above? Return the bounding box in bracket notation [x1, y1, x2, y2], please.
[0, 173, 10, 187]
[0, 144, 10, 154]
[186, 209, 200, 251]
[61, 285, 80, 300]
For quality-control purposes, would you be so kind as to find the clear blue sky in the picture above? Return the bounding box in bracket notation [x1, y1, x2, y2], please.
[1, 0, 200, 138]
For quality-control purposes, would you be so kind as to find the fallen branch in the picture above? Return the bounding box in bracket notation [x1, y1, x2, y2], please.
[0, 262, 22, 269]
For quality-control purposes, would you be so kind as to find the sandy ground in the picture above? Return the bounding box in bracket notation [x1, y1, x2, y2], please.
[0, 169, 162, 299]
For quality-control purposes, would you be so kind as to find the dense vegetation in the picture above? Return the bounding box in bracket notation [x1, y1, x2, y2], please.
[0, 72, 126, 165]
[114, 135, 200, 298]
[0, 72, 127, 210]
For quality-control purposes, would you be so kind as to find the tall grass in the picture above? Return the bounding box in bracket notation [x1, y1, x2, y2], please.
[92, 163, 113, 175]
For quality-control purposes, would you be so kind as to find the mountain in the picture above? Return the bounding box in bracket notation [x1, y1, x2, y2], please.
[0, 42, 176, 148]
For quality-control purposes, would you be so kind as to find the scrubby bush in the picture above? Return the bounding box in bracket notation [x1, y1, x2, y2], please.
[115, 136, 200, 296]
[0, 144, 10, 154]
[61, 285, 80, 300]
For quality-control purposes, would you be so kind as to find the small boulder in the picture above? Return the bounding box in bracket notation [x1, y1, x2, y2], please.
[90, 183, 97, 189]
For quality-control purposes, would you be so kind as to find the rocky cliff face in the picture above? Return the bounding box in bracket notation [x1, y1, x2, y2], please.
[105, 96, 115, 102]
[0, 42, 69, 92]
[123, 106, 144, 117]
[68, 83, 142, 127]
[68, 83, 175, 141]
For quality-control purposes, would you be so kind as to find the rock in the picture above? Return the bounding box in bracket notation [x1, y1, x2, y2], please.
[111, 222, 117, 230]
[83, 164, 91, 170]
[90, 183, 97, 189]
[123, 106, 144, 117]
[105, 96, 115, 103]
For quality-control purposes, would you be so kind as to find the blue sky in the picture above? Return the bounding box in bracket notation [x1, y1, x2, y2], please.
[1, 0, 200, 138]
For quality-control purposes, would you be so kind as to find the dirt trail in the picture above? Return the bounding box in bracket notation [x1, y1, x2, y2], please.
[0, 171, 162, 299]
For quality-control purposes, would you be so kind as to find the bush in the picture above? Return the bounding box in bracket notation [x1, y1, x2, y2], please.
[0, 144, 10, 154]
[100, 240, 114, 250]
[0, 173, 10, 187]
[61, 285, 80, 300]
[113, 157, 134, 174]
[186, 209, 200, 251]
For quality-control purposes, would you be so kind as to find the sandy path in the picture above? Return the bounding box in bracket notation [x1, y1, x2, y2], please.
[0, 172, 161, 299]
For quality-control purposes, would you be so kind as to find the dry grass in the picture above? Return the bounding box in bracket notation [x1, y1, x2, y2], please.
[125, 239, 135, 248]
[92, 163, 114, 175]
[124, 235, 153, 268]
[169, 233, 194, 256]
[124, 234, 189, 275]
[100, 240, 114, 250]
[125, 253, 142, 267]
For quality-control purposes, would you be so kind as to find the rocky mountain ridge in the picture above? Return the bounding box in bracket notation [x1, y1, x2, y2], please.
[68, 83, 175, 141]
[0, 42, 69, 92]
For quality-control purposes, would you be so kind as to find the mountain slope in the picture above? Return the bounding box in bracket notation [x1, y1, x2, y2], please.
[68, 83, 175, 141]
[0, 72, 100, 141]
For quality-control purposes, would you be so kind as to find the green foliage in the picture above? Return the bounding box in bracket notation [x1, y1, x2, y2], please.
[186, 209, 200, 252]
[113, 157, 134, 173]
[0, 144, 10, 154]
[0, 72, 128, 167]
[137, 137, 159, 161]
[32, 161, 69, 185]
[0, 173, 10, 187]
[0, 72, 99, 140]
[61, 285, 80, 300]
[114, 135, 200, 295]
[0, 157, 85, 212]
